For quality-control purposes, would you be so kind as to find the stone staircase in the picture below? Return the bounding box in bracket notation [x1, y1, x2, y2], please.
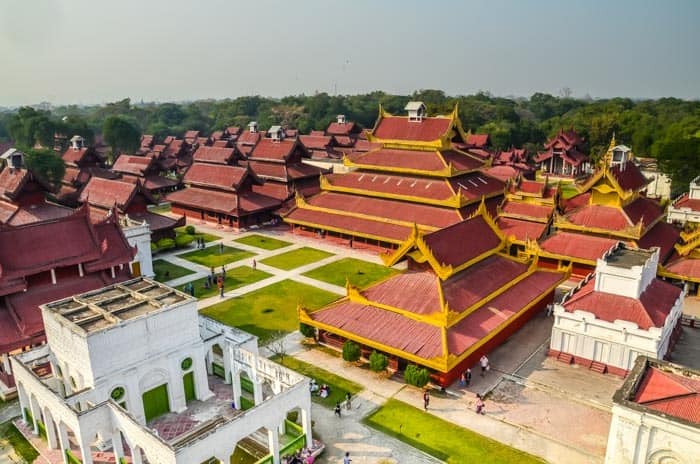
[556, 352, 574, 364]
[589, 361, 607, 374]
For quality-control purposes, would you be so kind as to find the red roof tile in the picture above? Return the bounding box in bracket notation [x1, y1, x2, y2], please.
[447, 270, 563, 355]
[325, 171, 455, 202]
[237, 131, 261, 146]
[562, 192, 590, 213]
[79, 177, 140, 210]
[422, 215, 502, 268]
[672, 193, 700, 212]
[566, 204, 632, 230]
[0, 168, 31, 200]
[633, 367, 700, 424]
[545, 129, 584, 150]
[247, 161, 287, 180]
[310, 300, 443, 359]
[624, 197, 664, 227]
[249, 138, 297, 161]
[496, 217, 548, 242]
[563, 277, 681, 330]
[501, 201, 552, 220]
[483, 165, 521, 182]
[284, 208, 413, 243]
[466, 133, 490, 148]
[327, 121, 359, 136]
[167, 187, 237, 214]
[61, 147, 90, 165]
[349, 148, 447, 173]
[299, 135, 333, 150]
[252, 182, 292, 201]
[611, 163, 649, 192]
[540, 232, 618, 262]
[192, 146, 236, 165]
[8, 203, 73, 226]
[373, 116, 452, 142]
[441, 150, 485, 172]
[663, 255, 700, 280]
[112, 154, 154, 176]
[286, 163, 324, 179]
[307, 192, 463, 229]
[184, 163, 249, 191]
[363, 270, 441, 315]
[184, 130, 200, 142]
[0, 200, 19, 223]
[448, 172, 504, 201]
[638, 222, 679, 263]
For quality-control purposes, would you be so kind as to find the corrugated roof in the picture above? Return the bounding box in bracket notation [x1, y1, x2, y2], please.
[373, 115, 452, 142]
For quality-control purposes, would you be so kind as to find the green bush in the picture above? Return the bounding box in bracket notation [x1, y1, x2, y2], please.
[175, 234, 195, 248]
[299, 323, 316, 338]
[156, 238, 176, 250]
[185, 225, 196, 235]
[405, 364, 430, 388]
[150, 242, 158, 253]
[342, 340, 361, 362]
[369, 351, 388, 372]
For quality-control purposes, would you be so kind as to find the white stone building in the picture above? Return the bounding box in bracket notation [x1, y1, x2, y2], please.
[550, 244, 684, 376]
[667, 175, 700, 225]
[121, 214, 155, 278]
[636, 157, 672, 201]
[12, 278, 316, 464]
[605, 356, 700, 464]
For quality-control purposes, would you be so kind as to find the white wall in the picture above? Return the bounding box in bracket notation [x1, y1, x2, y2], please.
[605, 403, 700, 464]
[123, 220, 154, 278]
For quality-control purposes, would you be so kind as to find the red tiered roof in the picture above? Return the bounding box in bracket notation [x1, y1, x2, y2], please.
[496, 217, 548, 242]
[327, 121, 359, 136]
[421, 215, 502, 267]
[79, 177, 146, 210]
[112, 154, 155, 176]
[0, 168, 31, 200]
[633, 367, 700, 424]
[325, 171, 454, 201]
[184, 164, 251, 191]
[305, 192, 463, 229]
[638, 222, 680, 262]
[663, 254, 700, 281]
[623, 197, 664, 228]
[672, 192, 700, 212]
[349, 148, 483, 174]
[540, 232, 618, 262]
[501, 201, 552, 220]
[61, 147, 90, 165]
[373, 116, 452, 142]
[166, 187, 279, 215]
[565, 204, 632, 230]
[192, 146, 236, 165]
[610, 163, 649, 192]
[466, 133, 490, 148]
[563, 277, 681, 330]
[249, 139, 298, 161]
[299, 135, 333, 150]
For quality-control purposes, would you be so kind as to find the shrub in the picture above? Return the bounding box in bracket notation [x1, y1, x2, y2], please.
[150, 242, 158, 253]
[369, 351, 388, 372]
[404, 364, 430, 388]
[299, 323, 316, 338]
[342, 340, 361, 362]
[156, 238, 176, 250]
[175, 234, 195, 248]
[185, 225, 196, 235]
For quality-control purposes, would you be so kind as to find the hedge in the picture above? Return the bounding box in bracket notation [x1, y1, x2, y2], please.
[342, 340, 361, 362]
[405, 364, 430, 388]
[299, 323, 316, 338]
[369, 351, 388, 372]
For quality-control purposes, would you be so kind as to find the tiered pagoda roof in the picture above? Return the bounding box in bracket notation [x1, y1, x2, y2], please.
[300, 204, 567, 379]
[495, 176, 559, 244]
[528, 137, 680, 273]
[284, 103, 505, 245]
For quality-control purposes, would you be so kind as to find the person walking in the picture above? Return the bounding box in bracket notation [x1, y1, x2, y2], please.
[480, 354, 490, 377]
[218, 277, 224, 298]
[252, 259, 257, 270]
[475, 393, 486, 415]
[423, 389, 430, 411]
[219, 242, 224, 253]
[345, 392, 352, 410]
[334, 402, 342, 418]
[343, 452, 351, 464]
[465, 368, 472, 386]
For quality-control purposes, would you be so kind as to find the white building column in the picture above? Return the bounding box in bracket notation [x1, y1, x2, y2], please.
[267, 426, 280, 464]
[111, 432, 124, 461]
[28, 395, 40, 434]
[253, 379, 263, 405]
[57, 422, 71, 464]
[44, 411, 59, 450]
[301, 406, 313, 447]
[232, 370, 242, 410]
[132, 445, 144, 464]
[78, 432, 94, 464]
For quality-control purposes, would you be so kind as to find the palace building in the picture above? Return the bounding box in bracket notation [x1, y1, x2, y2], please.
[284, 102, 505, 249]
[166, 163, 281, 228]
[299, 203, 568, 386]
[12, 278, 317, 464]
[605, 357, 700, 464]
[111, 153, 180, 195]
[534, 128, 591, 177]
[0, 205, 136, 398]
[550, 244, 683, 376]
[526, 137, 680, 278]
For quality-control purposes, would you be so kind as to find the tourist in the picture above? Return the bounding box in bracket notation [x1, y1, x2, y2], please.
[218, 278, 224, 298]
[423, 389, 430, 411]
[319, 384, 329, 398]
[546, 303, 554, 317]
[343, 451, 351, 464]
[334, 402, 342, 418]
[219, 242, 224, 253]
[465, 368, 472, 386]
[475, 393, 486, 415]
[480, 354, 490, 377]
[221, 265, 226, 278]
[345, 392, 352, 410]
[309, 379, 319, 393]
[252, 259, 257, 270]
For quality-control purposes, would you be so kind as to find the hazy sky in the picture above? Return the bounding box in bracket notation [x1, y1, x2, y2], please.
[1, 0, 698, 106]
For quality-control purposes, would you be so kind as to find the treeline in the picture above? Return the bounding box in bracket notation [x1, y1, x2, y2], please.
[0, 90, 698, 188]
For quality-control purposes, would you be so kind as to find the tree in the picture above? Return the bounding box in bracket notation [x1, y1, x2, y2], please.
[404, 364, 430, 388]
[299, 323, 316, 339]
[266, 330, 288, 364]
[342, 340, 361, 362]
[7, 107, 56, 148]
[24, 148, 65, 191]
[369, 351, 388, 372]
[103, 116, 141, 155]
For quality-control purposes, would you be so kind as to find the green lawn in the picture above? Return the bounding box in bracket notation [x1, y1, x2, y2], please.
[303, 257, 399, 289]
[559, 182, 580, 199]
[149, 203, 172, 214]
[364, 399, 544, 464]
[260, 247, 333, 271]
[180, 245, 255, 268]
[152, 259, 195, 282]
[273, 355, 363, 408]
[200, 280, 339, 343]
[179, 266, 271, 299]
[175, 226, 221, 243]
[0, 420, 39, 463]
[234, 234, 292, 250]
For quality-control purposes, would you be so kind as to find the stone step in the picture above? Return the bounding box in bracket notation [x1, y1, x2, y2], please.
[589, 361, 607, 374]
[556, 352, 574, 364]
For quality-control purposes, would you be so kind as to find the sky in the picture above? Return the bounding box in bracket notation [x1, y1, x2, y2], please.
[0, 0, 698, 106]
